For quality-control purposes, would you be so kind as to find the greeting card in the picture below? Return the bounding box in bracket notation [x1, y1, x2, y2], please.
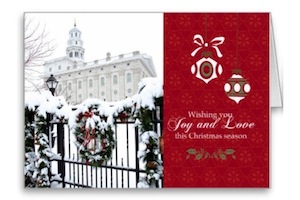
[164, 13, 271, 187]
[24, 12, 281, 188]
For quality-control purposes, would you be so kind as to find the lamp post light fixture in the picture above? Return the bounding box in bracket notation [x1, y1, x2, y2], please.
[46, 74, 58, 96]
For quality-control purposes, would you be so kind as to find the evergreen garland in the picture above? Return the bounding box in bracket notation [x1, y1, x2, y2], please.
[135, 103, 162, 188]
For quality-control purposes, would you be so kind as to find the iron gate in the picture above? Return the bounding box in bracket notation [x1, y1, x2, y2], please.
[35, 97, 164, 188]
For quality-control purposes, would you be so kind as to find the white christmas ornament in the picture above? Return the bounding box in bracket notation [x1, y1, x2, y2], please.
[224, 71, 251, 104]
[191, 57, 223, 84]
[190, 34, 225, 84]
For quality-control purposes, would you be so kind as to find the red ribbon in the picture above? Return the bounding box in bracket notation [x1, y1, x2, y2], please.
[119, 112, 127, 122]
[101, 139, 106, 149]
[83, 111, 93, 118]
[82, 111, 95, 148]
[83, 128, 95, 147]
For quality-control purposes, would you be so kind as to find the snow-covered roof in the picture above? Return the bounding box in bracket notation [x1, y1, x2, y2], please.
[44, 56, 74, 65]
[69, 26, 81, 34]
[84, 52, 157, 76]
[44, 51, 157, 77]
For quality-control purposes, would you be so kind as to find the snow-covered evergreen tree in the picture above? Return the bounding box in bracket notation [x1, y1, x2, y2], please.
[34, 115, 53, 187]
[24, 108, 37, 187]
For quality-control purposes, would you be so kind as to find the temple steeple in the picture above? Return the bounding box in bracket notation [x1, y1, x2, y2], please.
[66, 22, 85, 61]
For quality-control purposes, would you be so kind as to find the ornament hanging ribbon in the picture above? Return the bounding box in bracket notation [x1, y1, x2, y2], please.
[191, 34, 225, 58]
[82, 111, 96, 147]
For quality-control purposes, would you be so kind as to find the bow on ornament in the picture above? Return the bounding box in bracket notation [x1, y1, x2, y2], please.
[191, 34, 225, 58]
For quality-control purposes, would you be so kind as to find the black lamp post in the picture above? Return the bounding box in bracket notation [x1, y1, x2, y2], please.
[45, 74, 58, 148]
[46, 74, 58, 96]
[45, 74, 65, 184]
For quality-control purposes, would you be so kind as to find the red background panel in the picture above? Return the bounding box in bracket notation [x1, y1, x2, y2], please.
[163, 13, 269, 188]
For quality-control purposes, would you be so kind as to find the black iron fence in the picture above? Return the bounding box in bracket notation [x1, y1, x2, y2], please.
[26, 98, 163, 188]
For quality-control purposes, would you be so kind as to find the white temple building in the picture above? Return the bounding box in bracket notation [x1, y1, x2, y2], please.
[43, 22, 157, 104]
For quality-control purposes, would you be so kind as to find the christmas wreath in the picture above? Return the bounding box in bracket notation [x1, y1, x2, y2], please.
[73, 107, 115, 167]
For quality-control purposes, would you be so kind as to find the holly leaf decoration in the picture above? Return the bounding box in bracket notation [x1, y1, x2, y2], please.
[219, 153, 227, 160]
[187, 148, 197, 155]
[186, 148, 236, 161]
[204, 152, 209, 159]
[213, 152, 218, 159]
[225, 149, 235, 155]
[195, 153, 203, 160]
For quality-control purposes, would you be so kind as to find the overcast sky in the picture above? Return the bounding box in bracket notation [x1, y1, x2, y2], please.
[25, 12, 163, 79]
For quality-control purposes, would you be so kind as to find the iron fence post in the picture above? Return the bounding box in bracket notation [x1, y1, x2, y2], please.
[57, 121, 65, 187]
[45, 113, 52, 188]
[135, 126, 140, 185]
